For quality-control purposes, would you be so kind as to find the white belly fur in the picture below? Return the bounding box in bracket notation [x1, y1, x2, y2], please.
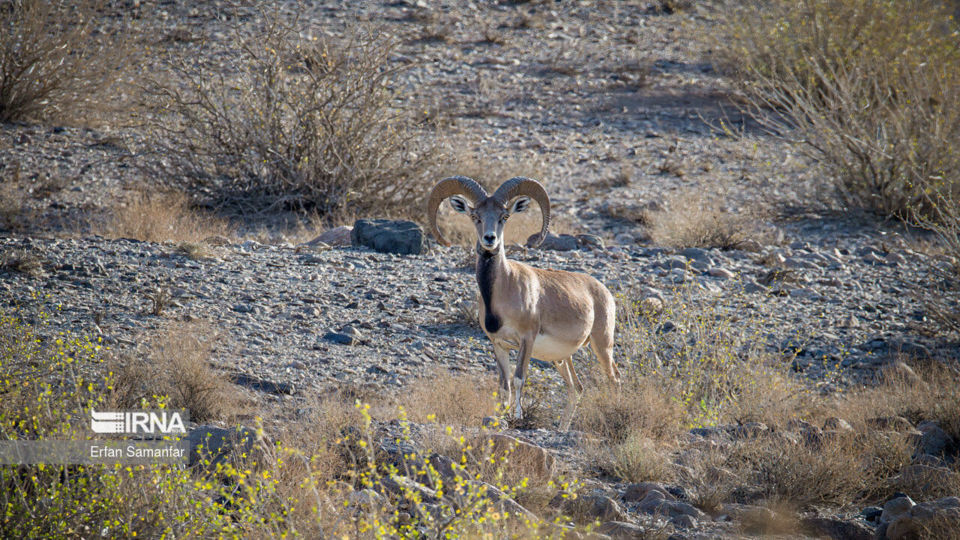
[531, 333, 581, 362]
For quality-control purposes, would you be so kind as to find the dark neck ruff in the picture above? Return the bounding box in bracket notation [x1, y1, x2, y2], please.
[476, 244, 502, 334]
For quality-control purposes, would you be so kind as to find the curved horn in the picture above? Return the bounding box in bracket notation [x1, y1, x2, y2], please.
[426, 176, 488, 246]
[492, 177, 551, 247]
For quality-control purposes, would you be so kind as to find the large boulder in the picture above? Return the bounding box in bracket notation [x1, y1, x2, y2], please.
[885, 496, 960, 539]
[351, 219, 425, 255]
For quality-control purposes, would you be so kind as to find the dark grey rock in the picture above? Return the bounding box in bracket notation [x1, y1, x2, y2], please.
[917, 421, 955, 457]
[681, 247, 710, 262]
[186, 425, 257, 467]
[800, 516, 873, 540]
[881, 495, 916, 524]
[230, 372, 296, 395]
[596, 521, 646, 539]
[351, 219, 425, 255]
[323, 332, 356, 345]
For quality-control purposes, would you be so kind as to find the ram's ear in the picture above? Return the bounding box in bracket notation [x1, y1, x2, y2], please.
[448, 195, 472, 213]
[509, 196, 532, 214]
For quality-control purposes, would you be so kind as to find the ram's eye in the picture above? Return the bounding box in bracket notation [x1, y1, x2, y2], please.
[471, 214, 481, 223]
[500, 215, 508, 223]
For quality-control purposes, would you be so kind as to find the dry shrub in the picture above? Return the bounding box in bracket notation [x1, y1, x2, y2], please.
[401, 369, 497, 426]
[577, 375, 682, 443]
[145, 9, 441, 217]
[0, 0, 130, 123]
[713, 0, 960, 223]
[829, 361, 960, 446]
[917, 192, 960, 336]
[101, 191, 233, 244]
[647, 189, 760, 250]
[110, 322, 237, 422]
[725, 430, 913, 507]
[601, 432, 673, 483]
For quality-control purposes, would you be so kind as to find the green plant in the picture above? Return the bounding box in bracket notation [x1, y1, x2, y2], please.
[614, 283, 800, 427]
[0, 302, 566, 537]
[145, 7, 442, 217]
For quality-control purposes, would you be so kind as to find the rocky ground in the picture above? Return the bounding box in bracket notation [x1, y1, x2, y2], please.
[2, 1, 959, 538]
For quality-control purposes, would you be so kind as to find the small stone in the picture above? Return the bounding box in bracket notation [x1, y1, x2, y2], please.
[323, 332, 355, 345]
[823, 417, 854, 432]
[916, 422, 955, 457]
[307, 225, 353, 247]
[623, 482, 671, 502]
[708, 267, 735, 279]
[613, 233, 634, 246]
[639, 296, 664, 315]
[596, 521, 647, 538]
[861, 506, 883, 522]
[672, 514, 697, 529]
[576, 234, 605, 250]
[186, 425, 257, 468]
[862, 252, 886, 265]
[743, 278, 768, 294]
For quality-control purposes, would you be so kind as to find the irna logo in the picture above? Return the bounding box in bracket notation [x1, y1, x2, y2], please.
[91, 409, 187, 435]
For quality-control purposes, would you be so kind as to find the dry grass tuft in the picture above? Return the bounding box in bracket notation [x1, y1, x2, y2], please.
[110, 322, 239, 422]
[646, 189, 762, 250]
[916, 192, 960, 336]
[0, 0, 131, 123]
[600, 432, 674, 483]
[401, 369, 497, 426]
[101, 191, 234, 244]
[728, 430, 912, 507]
[577, 376, 682, 444]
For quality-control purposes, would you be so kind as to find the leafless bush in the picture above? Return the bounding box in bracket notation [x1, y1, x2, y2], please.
[144, 10, 441, 217]
[917, 192, 960, 335]
[714, 0, 960, 223]
[0, 0, 130, 123]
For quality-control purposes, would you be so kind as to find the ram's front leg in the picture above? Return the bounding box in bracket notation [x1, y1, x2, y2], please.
[493, 344, 512, 415]
[512, 335, 535, 421]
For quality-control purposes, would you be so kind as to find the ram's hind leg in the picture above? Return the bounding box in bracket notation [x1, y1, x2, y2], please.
[558, 356, 583, 431]
[590, 318, 621, 391]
